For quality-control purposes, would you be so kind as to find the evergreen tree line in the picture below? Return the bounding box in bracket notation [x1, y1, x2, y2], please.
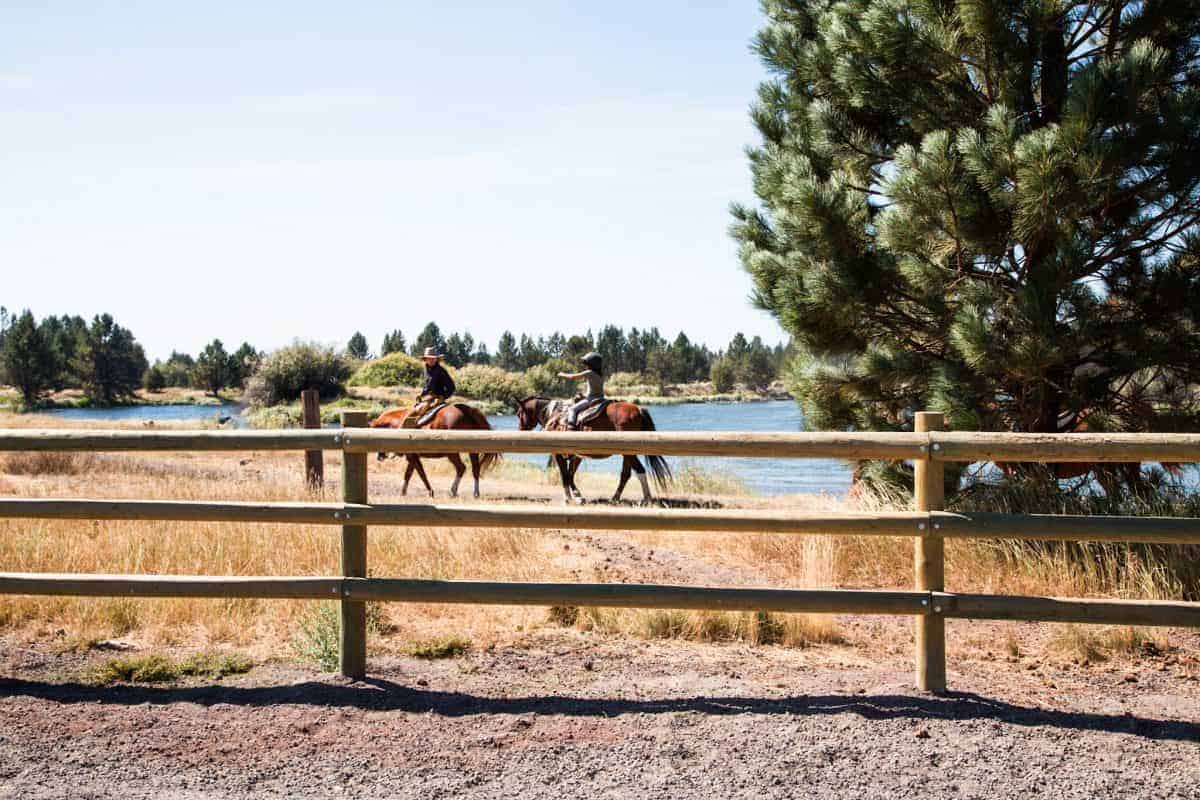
[358, 322, 786, 390]
[0, 307, 257, 408]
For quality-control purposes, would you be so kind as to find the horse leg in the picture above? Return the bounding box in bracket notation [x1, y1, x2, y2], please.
[412, 460, 436, 496]
[629, 455, 651, 504]
[568, 456, 585, 503]
[447, 453, 466, 498]
[402, 457, 415, 496]
[469, 453, 482, 499]
[554, 455, 574, 505]
[613, 456, 634, 503]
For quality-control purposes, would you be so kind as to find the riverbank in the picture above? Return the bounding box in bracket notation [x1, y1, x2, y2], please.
[0, 386, 235, 412]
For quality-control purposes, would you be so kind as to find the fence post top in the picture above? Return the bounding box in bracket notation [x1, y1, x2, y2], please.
[340, 410, 369, 428]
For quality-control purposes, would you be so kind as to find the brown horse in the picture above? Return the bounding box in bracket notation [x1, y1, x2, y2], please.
[512, 395, 671, 505]
[369, 404, 499, 498]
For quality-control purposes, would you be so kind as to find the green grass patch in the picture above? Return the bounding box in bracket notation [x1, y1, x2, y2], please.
[85, 650, 254, 685]
[406, 635, 471, 659]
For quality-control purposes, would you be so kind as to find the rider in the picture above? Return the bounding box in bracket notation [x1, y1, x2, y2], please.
[404, 347, 456, 428]
[558, 352, 605, 429]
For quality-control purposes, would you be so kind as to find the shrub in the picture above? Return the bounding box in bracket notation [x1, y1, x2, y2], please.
[453, 365, 529, 401]
[292, 602, 340, 671]
[348, 351, 424, 388]
[243, 341, 353, 406]
[142, 365, 166, 392]
[406, 635, 471, 659]
[525, 358, 574, 397]
[2, 451, 94, 476]
[710, 358, 735, 393]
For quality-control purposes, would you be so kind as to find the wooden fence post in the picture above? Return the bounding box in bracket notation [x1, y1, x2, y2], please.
[301, 389, 323, 489]
[339, 410, 369, 679]
[914, 411, 946, 692]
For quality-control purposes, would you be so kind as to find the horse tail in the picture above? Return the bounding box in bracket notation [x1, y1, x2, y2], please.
[459, 403, 502, 474]
[639, 409, 673, 491]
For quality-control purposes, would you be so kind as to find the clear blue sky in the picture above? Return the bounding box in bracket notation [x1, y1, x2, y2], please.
[1, 2, 782, 361]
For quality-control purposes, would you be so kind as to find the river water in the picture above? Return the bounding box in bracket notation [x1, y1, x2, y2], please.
[42, 400, 852, 496]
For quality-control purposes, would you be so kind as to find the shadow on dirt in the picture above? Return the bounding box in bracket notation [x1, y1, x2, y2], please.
[2, 677, 1194, 743]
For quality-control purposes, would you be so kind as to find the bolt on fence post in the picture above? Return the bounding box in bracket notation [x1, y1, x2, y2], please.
[339, 410, 369, 679]
[914, 411, 946, 692]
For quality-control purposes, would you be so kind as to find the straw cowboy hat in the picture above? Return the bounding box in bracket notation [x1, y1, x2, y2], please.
[421, 347, 443, 360]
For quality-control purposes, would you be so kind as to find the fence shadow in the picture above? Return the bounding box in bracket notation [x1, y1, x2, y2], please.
[1, 677, 1195, 743]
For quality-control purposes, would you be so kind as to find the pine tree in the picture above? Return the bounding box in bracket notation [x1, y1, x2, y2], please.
[0, 310, 56, 409]
[411, 322, 445, 357]
[347, 331, 369, 360]
[733, 1, 1200, 490]
[72, 314, 148, 405]
[380, 330, 406, 356]
[496, 331, 519, 370]
[193, 339, 233, 397]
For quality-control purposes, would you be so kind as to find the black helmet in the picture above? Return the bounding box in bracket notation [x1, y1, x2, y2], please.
[582, 351, 602, 372]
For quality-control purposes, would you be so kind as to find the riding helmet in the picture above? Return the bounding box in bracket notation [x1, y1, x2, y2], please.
[582, 352, 602, 372]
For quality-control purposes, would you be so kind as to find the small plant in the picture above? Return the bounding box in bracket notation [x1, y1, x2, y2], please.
[292, 602, 340, 671]
[1049, 624, 1106, 663]
[88, 654, 179, 684]
[452, 364, 530, 402]
[547, 605, 579, 627]
[1004, 628, 1021, 658]
[406, 635, 471, 659]
[178, 650, 254, 678]
[2, 451, 93, 476]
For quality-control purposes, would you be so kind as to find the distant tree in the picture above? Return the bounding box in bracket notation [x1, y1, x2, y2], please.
[71, 314, 148, 405]
[142, 364, 167, 393]
[38, 314, 86, 389]
[595, 326, 626, 372]
[193, 339, 234, 396]
[561, 333, 593, 365]
[229, 342, 260, 388]
[710, 358, 736, 393]
[411, 322, 446, 357]
[444, 332, 473, 367]
[160, 351, 195, 387]
[380, 329, 406, 356]
[0, 310, 56, 409]
[644, 348, 672, 393]
[545, 331, 567, 359]
[518, 334, 545, 370]
[496, 331, 519, 370]
[472, 342, 492, 365]
[741, 336, 776, 391]
[347, 331, 369, 360]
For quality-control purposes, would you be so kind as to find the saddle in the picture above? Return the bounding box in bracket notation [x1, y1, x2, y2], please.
[404, 401, 451, 428]
[548, 397, 611, 430]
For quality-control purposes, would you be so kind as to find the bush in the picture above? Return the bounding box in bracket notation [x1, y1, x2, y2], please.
[292, 602, 340, 671]
[348, 351, 425, 388]
[142, 365, 166, 392]
[243, 341, 353, 406]
[710, 358, 735, 393]
[453, 365, 529, 401]
[525, 358, 574, 397]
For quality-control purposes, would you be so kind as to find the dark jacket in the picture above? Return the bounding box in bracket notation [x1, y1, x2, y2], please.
[422, 362, 455, 398]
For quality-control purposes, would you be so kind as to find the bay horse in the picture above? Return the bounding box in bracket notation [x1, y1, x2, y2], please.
[512, 395, 671, 505]
[368, 404, 499, 498]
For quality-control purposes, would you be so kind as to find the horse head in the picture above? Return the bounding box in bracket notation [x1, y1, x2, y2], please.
[513, 396, 551, 431]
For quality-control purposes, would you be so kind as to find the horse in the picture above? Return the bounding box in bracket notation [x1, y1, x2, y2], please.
[511, 395, 672, 505]
[368, 404, 499, 498]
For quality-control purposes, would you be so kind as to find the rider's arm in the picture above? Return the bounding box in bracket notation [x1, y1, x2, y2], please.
[557, 370, 586, 379]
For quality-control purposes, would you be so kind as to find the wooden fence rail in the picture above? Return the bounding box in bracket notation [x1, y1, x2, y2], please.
[0, 413, 1198, 691]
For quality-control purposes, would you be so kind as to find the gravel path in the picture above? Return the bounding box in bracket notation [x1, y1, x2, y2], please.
[2, 631, 1198, 800]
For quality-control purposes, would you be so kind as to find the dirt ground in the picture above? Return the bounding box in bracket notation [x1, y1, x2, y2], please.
[3, 618, 1199, 799]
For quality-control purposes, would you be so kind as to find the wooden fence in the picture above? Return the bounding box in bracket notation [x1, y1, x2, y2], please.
[2, 410, 1199, 691]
